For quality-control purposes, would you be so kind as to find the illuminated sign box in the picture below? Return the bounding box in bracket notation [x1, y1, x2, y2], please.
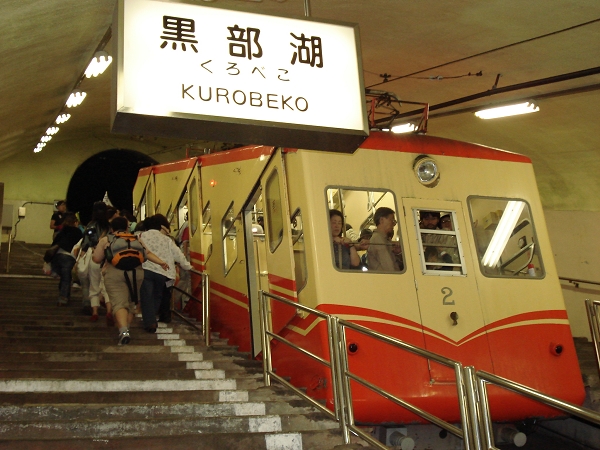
[112, 0, 368, 152]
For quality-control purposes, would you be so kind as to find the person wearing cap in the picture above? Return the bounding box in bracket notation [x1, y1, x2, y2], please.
[50, 200, 67, 239]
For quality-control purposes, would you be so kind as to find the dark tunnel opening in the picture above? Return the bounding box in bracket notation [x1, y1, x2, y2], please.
[66, 149, 157, 225]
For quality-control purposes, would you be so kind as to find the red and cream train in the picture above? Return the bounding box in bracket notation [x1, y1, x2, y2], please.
[133, 131, 584, 428]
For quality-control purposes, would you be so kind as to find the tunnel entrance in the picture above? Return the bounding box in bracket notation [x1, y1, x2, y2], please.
[66, 149, 157, 225]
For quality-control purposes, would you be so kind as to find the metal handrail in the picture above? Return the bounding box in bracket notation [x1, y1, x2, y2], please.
[336, 318, 476, 450]
[259, 291, 344, 423]
[467, 366, 600, 449]
[559, 276, 600, 288]
[257, 289, 600, 450]
[172, 269, 210, 346]
[258, 290, 477, 449]
[585, 299, 600, 379]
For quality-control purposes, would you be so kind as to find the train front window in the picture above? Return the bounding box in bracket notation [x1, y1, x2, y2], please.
[413, 209, 466, 276]
[468, 197, 544, 278]
[326, 187, 404, 273]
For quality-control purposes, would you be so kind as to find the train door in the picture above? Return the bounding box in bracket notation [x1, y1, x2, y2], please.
[244, 191, 268, 357]
[247, 149, 297, 354]
[401, 198, 494, 380]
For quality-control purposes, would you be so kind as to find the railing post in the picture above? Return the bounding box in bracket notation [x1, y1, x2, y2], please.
[475, 375, 495, 449]
[336, 321, 355, 441]
[329, 317, 350, 443]
[463, 366, 484, 450]
[585, 299, 600, 379]
[203, 273, 210, 347]
[259, 290, 272, 386]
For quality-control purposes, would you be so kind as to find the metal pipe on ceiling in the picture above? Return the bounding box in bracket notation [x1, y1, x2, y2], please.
[377, 66, 600, 124]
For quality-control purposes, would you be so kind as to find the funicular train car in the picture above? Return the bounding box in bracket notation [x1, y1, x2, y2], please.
[133, 131, 585, 442]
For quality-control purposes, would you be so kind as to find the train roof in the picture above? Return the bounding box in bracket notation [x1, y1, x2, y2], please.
[362, 131, 532, 163]
[137, 132, 531, 176]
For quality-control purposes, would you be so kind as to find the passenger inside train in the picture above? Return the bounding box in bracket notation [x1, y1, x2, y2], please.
[365, 207, 402, 272]
[329, 209, 360, 270]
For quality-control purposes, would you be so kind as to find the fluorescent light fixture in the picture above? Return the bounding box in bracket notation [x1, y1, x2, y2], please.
[391, 123, 417, 133]
[475, 102, 539, 119]
[34, 142, 46, 153]
[66, 90, 87, 108]
[85, 51, 113, 78]
[56, 113, 71, 124]
[482, 200, 525, 267]
[40, 135, 52, 143]
[46, 127, 59, 135]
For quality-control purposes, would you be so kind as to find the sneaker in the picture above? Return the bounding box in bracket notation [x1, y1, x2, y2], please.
[72, 282, 81, 289]
[118, 331, 131, 346]
[57, 297, 68, 307]
[90, 314, 99, 322]
[106, 313, 115, 327]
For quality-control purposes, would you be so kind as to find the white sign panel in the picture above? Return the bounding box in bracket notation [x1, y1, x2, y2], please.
[112, 0, 368, 152]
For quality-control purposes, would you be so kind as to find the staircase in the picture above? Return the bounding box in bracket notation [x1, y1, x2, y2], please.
[0, 255, 368, 449]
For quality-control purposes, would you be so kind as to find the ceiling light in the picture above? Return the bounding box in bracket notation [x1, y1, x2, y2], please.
[84, 51, 113, 78]
[475, 102, 539, 119]
[482, 200, 525, 267]
[391, 123, 417, 133]
[56, 113, 71, 124]
[40, 135, 52, 143]
[34, 143, 46, 153]
[46, 127, 59, 135]
[66, 90, 87, 108]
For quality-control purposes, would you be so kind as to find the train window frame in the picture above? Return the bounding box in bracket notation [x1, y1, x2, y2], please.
[325, 186, 405, 274]
[291, 207, 308, 292]
[222, 202, 239, 276]
[202, 201, 212, 263]
[265, 168, 284, 253]
[468, 196, 545, 279]
[412, 209, 467, 276]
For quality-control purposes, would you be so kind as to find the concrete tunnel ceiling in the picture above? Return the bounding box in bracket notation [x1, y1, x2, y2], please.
[1, 0, 600, 211]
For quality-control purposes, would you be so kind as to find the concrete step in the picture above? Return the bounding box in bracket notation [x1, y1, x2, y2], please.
[0, 429, 352, 450]
[0, 273, 359, 449]
[0, 412, 339, 440]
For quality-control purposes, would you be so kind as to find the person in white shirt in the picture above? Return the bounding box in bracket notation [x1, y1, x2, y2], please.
[139, 214, 192, 333]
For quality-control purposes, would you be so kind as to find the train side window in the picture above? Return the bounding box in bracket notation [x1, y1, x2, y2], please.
[468, 197, 544, 278]
[202, 201, 212, 263]
[326, 187, 404, 273]
[189, 179, 199, 236]
[291, 208, 308, 292]
[265, 169, 284, 253]
[222, 202, 239, 276]
[413, 209, 466, 275]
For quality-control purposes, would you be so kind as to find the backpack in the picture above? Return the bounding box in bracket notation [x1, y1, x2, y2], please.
[104, 232, 146, 271]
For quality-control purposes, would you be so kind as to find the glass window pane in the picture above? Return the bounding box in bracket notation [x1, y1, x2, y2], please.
[326, 187, 404, 273]
[415, 209, 465, 275]
[265, 170, 283, 253]
[189, 179, 198, 236]
[469, 197, 544, 278]
[202, 201, 212, 263]
[222, 203, 239, 275]
[291, 208, 307, 292]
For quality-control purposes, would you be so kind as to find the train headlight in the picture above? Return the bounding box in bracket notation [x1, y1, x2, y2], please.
[413, 156, 440, 187]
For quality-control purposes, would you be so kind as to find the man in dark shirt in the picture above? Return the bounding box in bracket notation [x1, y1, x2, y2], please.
[51, 212, 83, 306]
[50, 200, 67, 239]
